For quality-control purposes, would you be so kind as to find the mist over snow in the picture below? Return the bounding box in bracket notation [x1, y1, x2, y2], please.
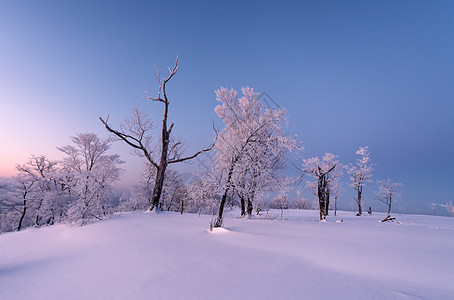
[1, 210, 453, 299]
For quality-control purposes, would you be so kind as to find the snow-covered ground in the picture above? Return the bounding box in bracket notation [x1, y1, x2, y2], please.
[1, 209, 453, 299]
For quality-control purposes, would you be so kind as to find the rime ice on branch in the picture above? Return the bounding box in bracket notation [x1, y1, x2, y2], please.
[347, 146, 373, 216]
[212, 87, 300, 227]
[303, 153, 342, 221]
[376, 179, 402, 222]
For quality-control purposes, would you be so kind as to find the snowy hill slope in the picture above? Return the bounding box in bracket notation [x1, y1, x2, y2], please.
[1, 210, 453, 299]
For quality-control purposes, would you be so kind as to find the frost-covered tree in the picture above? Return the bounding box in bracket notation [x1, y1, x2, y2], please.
[303, 153, 341, 221]
[120, 164, 186, 213]
[347, 146, 373, 216]
[234, 140, 288, 217]
[186, 166, 223, 216]
[376, 179, 402, 222]
[160, 168, 187, 213]
[292, 187, 314, 209]
[331, 179, 343, 216]
[58, 133, 123, 225]
[213, 87, 298, 227]
[272, 193, 289, 219]
[101, 58, 216, 212]
[0, 156, 58, 231]
[15, 155, 60, 226]
[5, 173, 36, 231]
[440, 201, 454, 216]
[0, 156, 73, 232]
[119, 163, 155, 212]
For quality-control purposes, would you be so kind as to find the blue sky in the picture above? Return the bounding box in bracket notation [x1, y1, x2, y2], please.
[0, 1, 453, 214]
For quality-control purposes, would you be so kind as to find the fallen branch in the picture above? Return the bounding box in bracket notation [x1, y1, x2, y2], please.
[380, 215, 396, 222]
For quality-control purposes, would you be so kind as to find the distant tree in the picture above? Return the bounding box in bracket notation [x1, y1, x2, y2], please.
[256, 198, 273, 216]
[119, 164, 186, 213]
[292, 187, 314, 210]
[347, 146, 373, 216]
[272, 193, 289, 219]
[119, 163, 155, 212]
[58, 133, 123, 225]
[376, 179, 402, 222]
[0, 180, 11, 221]
[440, 201, 454, 216]
[101, 57, 216, 212]
[330, 176, 343, 216]
[304, 153, 341, 221]
[212, 87, 298, 227]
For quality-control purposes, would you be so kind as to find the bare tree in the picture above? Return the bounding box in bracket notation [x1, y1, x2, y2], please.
[100, 57, 216, 212]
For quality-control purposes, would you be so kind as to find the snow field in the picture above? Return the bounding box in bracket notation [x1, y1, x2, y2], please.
[1, 209, 453, 299]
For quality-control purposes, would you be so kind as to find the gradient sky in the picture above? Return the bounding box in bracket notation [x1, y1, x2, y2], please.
[1, 1, 453, 215]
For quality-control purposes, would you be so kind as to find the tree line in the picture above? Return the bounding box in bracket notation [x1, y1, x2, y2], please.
[0, 58, 407, 232]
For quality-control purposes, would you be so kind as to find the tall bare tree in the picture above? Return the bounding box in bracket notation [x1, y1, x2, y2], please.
[100, 57, 216, 212]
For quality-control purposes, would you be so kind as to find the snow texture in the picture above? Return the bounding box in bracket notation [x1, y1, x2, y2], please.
[1, 210, 453, 299]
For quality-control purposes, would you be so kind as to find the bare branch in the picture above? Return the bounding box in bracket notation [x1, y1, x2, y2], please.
[99, 116, 159, 169]
[162, 55, 179, 104]
[169, 121, 218, 164]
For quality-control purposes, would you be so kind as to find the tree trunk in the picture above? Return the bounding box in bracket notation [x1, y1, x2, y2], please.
[356, 188, 362, 216]
[149, 164, 167, 212]
[215, 189, 228, 227]
[318, 175, 326, 221]
[149, 103, 171, 212]
[325, 190, 330, 216]
[35, 197, 44, 227]
[246, 198, 253, 216]
[334, 195, 338, 216]
[240, 196, 246, 217]
[215, 164, 235, 227]
[18, 201, 27, 231]
[387, 194, 392, 216]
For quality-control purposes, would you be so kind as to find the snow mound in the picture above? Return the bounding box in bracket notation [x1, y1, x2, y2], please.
[207, 227, 229, 234]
